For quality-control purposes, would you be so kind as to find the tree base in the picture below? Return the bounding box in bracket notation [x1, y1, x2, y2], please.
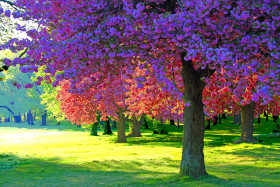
[179, 167, 208, 179]
[103, 132, 113, 135]
[115, 139, 127, 143]
[235, 137, 257, 144]
[126, 133, 142, 137]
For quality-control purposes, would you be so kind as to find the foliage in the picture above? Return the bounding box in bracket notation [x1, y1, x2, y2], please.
[1, 0, 280, 177]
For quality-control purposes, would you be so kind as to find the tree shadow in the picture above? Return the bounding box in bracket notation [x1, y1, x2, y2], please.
[125, 133, 183, 148]
[0, 153, 278, 186]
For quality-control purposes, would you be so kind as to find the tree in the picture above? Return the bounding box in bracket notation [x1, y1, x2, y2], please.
[3, 0, 280, 178]
[0, 64, 33, 120]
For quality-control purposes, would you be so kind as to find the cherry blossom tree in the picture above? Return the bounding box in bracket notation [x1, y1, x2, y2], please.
[1, 0, 280, 178]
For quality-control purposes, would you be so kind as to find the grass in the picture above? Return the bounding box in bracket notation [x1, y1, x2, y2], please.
[0, 116, 279, 186]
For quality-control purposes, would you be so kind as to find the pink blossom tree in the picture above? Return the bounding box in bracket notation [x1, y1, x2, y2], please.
[1, 0, 280, 178]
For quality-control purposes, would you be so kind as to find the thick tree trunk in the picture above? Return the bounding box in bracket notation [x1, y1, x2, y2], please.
[170, 119, 175, 125]
[179, 53, 207, 178]
[127, 115, 143, 137]
[41, 110, 47, 126]
[115, 112, 127, 143]
[103, 117, 113, 135]
[205, 119, 211, 130]
[0, 117, 1, 123]
[257, 115, 261, 123]
[236, 101, 256, 143]
[90, 123, 98, 136]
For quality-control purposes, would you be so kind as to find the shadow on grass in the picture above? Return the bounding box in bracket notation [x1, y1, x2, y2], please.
[126, 134, 183, 148]
[225, 145, 280, 161]
[1, 153, 277, 187]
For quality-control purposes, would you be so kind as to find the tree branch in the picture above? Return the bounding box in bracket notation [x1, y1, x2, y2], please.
[0, 0, 19, 10]
[0, 105, 14, 115]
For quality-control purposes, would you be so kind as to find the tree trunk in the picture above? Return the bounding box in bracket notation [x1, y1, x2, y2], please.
[103, 117, 113, 135]
[23, 113, 26, 121]
[177, 118, 180, 127]
[218, 115, 221, 124]
[4, 117, 10, 123]
[264, 111, 267, 116]
[205, 119, 211, 130]
[13, 115, 21, 123]
[115, 111, 127, 143]
[27, 112, 30, 124]
[41, 110, 47, 126]
[236, 101, 256, 143]
[112, 120, 117, 128]
[273, 115, 279, 123]
[179, 53, 207, 178]
[34, 114, 36, 121]
[143, 117, 149, 129]
[212, 116, 218, 125]
[257, 115, 260, 123]
[19, 113, 22, 122]
[90, 122, 98, 136]
[233, 113, 241, 124]
[222, 113, 226, 119]
[170, 119, 175, 125]
[127, 115, 143, 137]
[0, 117, 1, 123]
[266, 114, 269, 121]
[29, 110, 34, 125]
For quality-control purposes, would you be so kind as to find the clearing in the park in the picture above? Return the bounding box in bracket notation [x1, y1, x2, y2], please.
[0, 117, 279, 186]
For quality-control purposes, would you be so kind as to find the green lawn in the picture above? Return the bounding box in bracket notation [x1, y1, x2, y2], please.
[0, 116, 279, 186]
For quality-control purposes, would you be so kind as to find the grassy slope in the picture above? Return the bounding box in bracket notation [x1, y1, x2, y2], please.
[0, 116, 279, 187]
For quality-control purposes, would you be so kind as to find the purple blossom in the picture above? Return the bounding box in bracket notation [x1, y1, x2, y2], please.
[4, 10, 10, 17]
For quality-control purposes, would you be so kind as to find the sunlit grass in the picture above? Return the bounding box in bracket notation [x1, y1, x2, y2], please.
[0, 115, 279, 186]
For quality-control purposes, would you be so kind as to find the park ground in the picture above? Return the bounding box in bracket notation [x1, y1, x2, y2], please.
[0, 116, 279, 187]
